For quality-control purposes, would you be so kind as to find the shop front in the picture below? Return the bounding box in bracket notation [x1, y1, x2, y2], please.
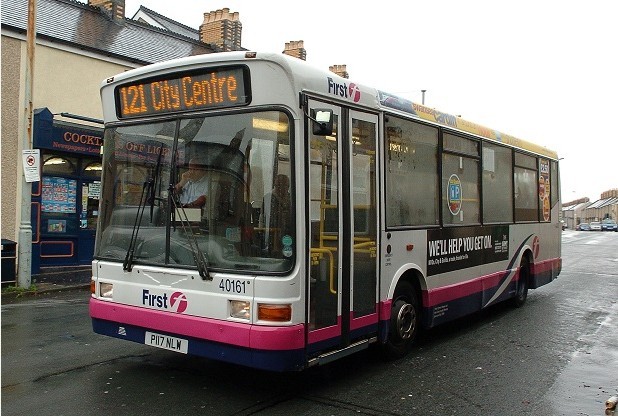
[31, 108, 103, 274]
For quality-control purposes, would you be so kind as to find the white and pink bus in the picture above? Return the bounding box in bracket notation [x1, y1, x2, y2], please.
[90, 51, 562, 371]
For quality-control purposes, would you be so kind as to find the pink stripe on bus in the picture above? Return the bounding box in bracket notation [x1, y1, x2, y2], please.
[307, 317, 342, 344]
[379, 300, 392, 320]
[350, 311, 378, 330]
[90, 299, 304, 350]
[532, 258, 556, 274]
[424, 257, 560, 307]
[425, 272, 504, 307]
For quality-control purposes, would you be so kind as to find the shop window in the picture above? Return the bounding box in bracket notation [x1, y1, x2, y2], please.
[43, 156, 77, 176]
[42, 176, 77, 213]
[83, 162, 102, 179]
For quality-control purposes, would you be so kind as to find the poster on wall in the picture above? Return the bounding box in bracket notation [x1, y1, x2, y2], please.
[47, 219, 67, 233]
[88, 181, 101, 199]
[42, 176, 77, 213]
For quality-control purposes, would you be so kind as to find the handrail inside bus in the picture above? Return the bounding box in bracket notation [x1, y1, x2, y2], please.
[310, 247, 336, 295]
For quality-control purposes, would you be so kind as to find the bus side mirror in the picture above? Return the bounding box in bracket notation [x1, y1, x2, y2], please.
[311, 109, 333, 136]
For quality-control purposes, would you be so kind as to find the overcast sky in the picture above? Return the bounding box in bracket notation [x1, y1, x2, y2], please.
[122, 0, 617, 202]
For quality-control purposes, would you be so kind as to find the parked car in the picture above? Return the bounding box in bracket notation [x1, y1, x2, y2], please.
[601, 219, 618, 231]
[590, 221, 602, 231]
[577, 223, 591, 231]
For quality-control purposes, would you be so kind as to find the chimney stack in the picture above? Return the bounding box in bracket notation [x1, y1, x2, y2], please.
[89, 0, 125, 21]
[329, 64, 349, 79]
[283, 41, 306, 61]
[601, 189, 618, 199]
[200, 8, 242, 52]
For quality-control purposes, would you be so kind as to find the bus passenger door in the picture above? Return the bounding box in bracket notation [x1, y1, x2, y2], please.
[347, 110, 379, 342]
[307, 101, 378, 353]
[308, 101, 342, 351]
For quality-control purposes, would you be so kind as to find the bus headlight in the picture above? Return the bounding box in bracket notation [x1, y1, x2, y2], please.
[258, 303, 292, 322]
[230, 300, 250, 320]
[100, 282, 114, 299]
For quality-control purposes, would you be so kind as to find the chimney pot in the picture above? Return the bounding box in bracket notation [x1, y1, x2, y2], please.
[329, 64, 349, 78]
[200, 8, 242, 51]
[282, 40, 306, 61]
[89, 0, 125, 21]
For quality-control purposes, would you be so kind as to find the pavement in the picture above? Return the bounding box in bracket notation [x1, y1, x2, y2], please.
[1, 266, 91, 300]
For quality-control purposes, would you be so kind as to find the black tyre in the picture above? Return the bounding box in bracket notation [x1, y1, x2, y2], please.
[512, 256, 530, 307]
[382, 280, 420, 359]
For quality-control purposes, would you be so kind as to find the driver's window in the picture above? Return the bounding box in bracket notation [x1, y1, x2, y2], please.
[95, 121, 175, 264]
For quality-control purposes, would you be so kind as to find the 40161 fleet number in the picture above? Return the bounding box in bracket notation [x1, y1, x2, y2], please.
[219, 279, 249, 294]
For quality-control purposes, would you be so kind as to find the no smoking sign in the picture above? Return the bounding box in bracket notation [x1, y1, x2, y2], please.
[22, 149, 41, 183]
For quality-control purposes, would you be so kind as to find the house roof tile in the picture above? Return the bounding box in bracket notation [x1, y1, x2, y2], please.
[1, 0, 217, 65]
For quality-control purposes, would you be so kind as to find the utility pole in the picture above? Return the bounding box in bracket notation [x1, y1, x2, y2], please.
[18, 0, 36, 288]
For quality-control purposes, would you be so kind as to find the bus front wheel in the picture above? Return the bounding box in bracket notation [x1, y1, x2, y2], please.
[383, 281, 419, 359]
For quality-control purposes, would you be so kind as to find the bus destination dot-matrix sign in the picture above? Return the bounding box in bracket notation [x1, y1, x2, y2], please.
[116, 66, 249, 118]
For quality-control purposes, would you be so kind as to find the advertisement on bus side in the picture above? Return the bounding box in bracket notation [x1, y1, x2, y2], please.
[427, 226, 509, 276]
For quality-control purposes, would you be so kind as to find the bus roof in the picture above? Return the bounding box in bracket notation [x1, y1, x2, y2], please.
[102, 51, 558, 160]
[377, 91, 558, 159]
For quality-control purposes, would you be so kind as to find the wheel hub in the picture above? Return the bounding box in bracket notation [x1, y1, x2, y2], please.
[396, 302, 415, 340]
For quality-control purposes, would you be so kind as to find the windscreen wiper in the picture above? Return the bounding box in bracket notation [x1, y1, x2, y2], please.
[123, 180, 149, 272]
[124, 143, 165, 272]
[170, 183, 211, 280]
[149, 145, 164, 222]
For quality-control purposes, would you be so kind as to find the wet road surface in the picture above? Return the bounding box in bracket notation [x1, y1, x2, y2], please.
[2, 230, 616, 415]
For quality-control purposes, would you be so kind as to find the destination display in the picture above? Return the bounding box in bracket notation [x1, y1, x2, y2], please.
[116, 66, 250, 118]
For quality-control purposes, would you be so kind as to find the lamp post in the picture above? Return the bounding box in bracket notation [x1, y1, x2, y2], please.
[17, 0, 36, 288]
[421, 90, 426, 105]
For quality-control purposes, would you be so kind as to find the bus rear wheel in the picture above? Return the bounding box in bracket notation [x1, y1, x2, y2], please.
[512, 257, 530, 307]
[383, 281, 419, 359]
